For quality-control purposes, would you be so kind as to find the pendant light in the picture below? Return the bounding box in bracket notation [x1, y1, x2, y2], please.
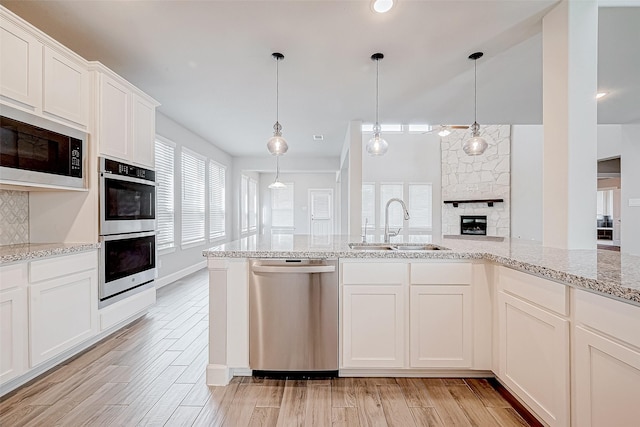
[266, 52, 288, 156]
[366, 53, 389, 156]
[463, 51, 488, 156]
[268, 155, 286, 189]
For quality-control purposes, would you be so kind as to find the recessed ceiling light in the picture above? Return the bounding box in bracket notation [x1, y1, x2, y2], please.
[313, 135, 324, 141]
[596, 92, 608, 99]
[372, 0, 394, 14]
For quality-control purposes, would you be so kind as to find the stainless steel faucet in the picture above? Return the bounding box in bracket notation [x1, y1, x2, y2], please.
[384, 198, 410, 243]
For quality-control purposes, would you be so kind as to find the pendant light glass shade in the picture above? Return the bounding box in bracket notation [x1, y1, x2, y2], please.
[366, 53, 388, 156]
[463, 52, 488, 156]
[267, 53, 288, 156]
[366, 124, 389, 156]
[463, 122, 488, 155]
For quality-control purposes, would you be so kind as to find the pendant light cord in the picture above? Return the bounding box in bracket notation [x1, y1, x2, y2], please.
[276, 57, 279, 124]
[474, 58, 477, 123]
[375, 58, 379, 125]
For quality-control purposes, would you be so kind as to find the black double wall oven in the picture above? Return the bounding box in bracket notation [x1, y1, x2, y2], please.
[99, 157, 156, 308]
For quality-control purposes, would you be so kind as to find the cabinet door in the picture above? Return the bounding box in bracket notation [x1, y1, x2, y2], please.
[0, 287, 27, 384]
[410, 285, 472, 368]
[575, 326, 640, 427]
[43, 47, 89, 127]
[342, 285, 404, 368]
[0, 15, 42, 111]
[131, 93, 156, 168]
[98, 73, 131, 161]
[29, 270, 97, 367]
[497, 290, 569, 427]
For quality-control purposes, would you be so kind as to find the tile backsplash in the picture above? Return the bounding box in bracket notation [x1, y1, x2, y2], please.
[0, 190, 29, 245]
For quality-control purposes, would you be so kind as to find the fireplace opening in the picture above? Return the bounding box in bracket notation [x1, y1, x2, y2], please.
[461, 215, 487, 236]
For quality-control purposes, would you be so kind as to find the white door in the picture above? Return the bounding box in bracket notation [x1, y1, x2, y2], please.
[309, 189, 333, 237]
[613, 188, 621, 246]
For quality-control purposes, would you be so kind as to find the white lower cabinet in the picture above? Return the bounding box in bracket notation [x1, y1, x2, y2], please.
[343, 285, 404, 368]
[573, 289, 640, 427]
[29, 268, 97, 367]
[410, 285, 472, 368]
[0, 286, 27, 384]
[497, 269, 570, 426]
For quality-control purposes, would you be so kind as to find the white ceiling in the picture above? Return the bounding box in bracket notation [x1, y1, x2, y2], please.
[2, 1, 638, 158]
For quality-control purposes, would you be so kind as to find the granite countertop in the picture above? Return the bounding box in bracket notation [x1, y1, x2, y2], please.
[203, 234, 640, 305]
[0, 242, 100, 264]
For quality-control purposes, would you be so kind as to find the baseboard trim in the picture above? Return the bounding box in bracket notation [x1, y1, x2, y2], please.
[338, 369, 494, 378]
[0, 311, 148, 397]
[155, 260, 207, 289]
[207, 364, 233, 386]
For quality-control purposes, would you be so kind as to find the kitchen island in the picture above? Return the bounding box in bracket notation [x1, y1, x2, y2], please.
[203, 235, 640, 427]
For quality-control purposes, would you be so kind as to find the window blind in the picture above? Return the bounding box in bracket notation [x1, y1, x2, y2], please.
[409, 183, 432, 229]
[209, 161, 226, 240]
[248, 178, 257, 231]
[155, 139, 175, 250]
[362, 183, 375, 230]
[271, 183, 294, 228]
[181, 149, 205, 245]
[241, 175, 248, 233]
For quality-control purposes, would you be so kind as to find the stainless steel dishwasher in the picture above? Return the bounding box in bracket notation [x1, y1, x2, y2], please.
[249, 258, 338, 375]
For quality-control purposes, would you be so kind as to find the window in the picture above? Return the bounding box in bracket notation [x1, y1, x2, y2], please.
[155, 138, 175, 250]
[380, 183, 404, 228]
[271, 183, 294, 228]
[181, 148, 205, 246]
[248, 178, 257, 232]
[240, 175, 257, 235]
[209, 161, 226, 240]
[408, 183, 432, 229]
[241, 175, 248, 233]
[363, 181, 433, 241]
[362, 182, 375, 232]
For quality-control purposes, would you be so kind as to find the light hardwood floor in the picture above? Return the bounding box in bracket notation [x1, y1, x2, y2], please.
[0, 269, 533, 426]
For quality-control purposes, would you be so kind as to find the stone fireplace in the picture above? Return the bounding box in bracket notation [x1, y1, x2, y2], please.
[441, 125, 511, 237]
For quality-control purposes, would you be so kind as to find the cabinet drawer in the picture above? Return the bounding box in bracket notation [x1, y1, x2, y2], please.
[29, 251, 97, 283]
[0, 262, 28, 291]
[498, 266, 568, 316]
[342, 262, 407, 285]
[410, 262, 471, 285]
[575, 290, 640, 349]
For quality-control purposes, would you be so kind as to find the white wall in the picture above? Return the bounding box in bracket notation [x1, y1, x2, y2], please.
[232, 156, 341, 240]
[598, 124, 622, 160]
[511, 125, 543, 241]
[259, 172, 338, 235]
[155, 112, 233, 286]
[362, 131, 442, 237]
[621, 124, 640, 255]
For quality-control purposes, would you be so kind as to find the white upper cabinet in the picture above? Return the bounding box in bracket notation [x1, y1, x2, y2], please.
[93, 66, 159, 168]
[97, 72, 131, 161]
[43, 46, 89, 128]
[0, 13, 42, 112]
[132, 93, 156, 167]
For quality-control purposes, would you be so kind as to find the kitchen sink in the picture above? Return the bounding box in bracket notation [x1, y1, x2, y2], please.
[347, 244, 396, 251]
[348, 243, 449, 251]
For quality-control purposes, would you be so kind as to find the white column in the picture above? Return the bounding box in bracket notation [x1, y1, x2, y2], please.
[621, 124, 640, 256]
[347, 121, 363, 237]
[542, 0, 598, 249]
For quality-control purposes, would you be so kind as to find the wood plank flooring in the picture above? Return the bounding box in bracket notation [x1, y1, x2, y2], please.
[0, 269, 533, 426]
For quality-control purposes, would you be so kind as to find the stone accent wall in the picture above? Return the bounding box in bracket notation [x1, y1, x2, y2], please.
[0, 190, 29, 245]
[441, 125, 510, 236]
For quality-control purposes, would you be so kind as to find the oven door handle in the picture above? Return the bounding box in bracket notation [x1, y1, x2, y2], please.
[100, 231, 156, 242]
[100, 171, 156, 186]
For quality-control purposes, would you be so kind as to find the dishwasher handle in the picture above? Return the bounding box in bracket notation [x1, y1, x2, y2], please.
[252, 265, 336, 274]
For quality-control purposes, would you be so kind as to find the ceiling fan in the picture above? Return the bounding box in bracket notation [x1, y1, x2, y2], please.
[423, 125, 469, 136]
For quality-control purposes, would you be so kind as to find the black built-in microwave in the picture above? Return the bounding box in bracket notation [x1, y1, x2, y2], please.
[0, 115, 85, 189]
